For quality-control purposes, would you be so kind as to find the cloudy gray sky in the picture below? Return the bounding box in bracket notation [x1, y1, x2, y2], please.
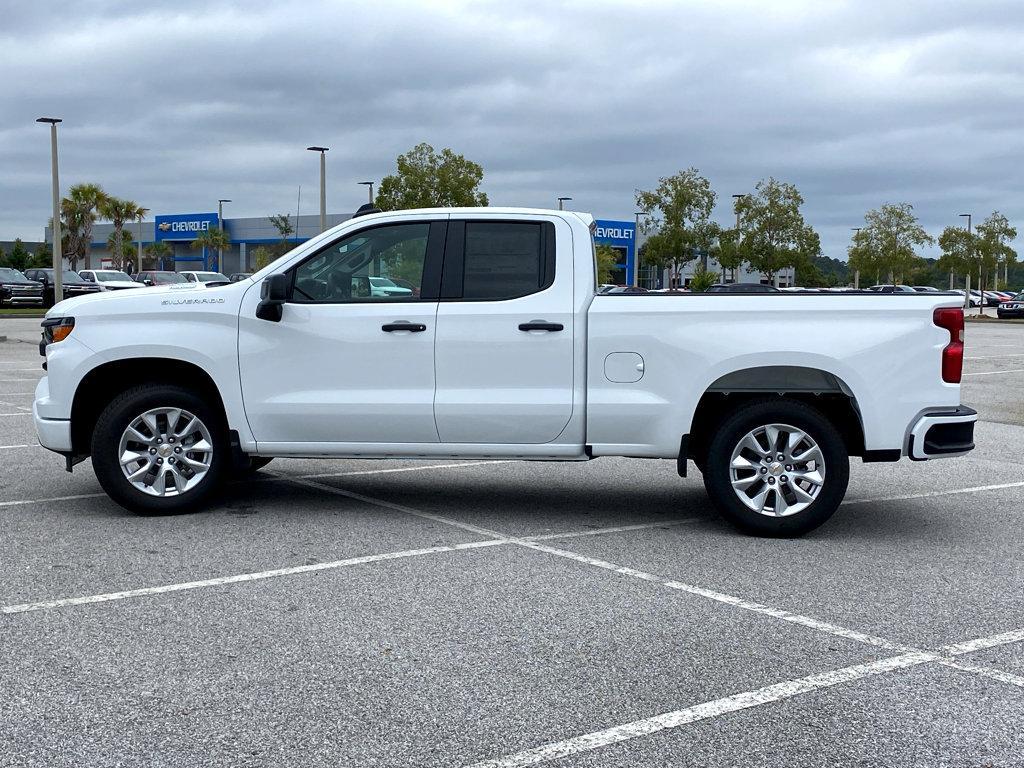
[1, 0, 1022, 259]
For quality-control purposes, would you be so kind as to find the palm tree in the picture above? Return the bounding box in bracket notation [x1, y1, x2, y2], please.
[191, 227, 231, 254]
[66, 183, 107, 269]
[144, 241, 173, 270]
[99, 197, 147, 272]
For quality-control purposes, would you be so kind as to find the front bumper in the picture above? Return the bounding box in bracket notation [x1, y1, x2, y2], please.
[997, 306, 1024, 319]
[33, 376, 72, 453]
[908, 406, 977, 460]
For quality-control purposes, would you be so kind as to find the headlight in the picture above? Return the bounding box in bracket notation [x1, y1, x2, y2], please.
[40, 316, 75, 349]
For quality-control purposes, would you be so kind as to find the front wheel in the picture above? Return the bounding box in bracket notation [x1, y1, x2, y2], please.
[702, 399, 849, 537]
[91, 385, 228, 515]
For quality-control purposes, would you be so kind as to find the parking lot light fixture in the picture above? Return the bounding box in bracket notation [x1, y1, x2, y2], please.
[37, 117, 63, 302]
[358, 181, 374, 204]
[557, 196, 572, 211]
[217, 199, 231, 272]
[961, 213, 977, 315]
[307, 147, 329, 233]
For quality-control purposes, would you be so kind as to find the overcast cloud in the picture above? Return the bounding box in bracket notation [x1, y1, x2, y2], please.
[1, 0, 1022, 259]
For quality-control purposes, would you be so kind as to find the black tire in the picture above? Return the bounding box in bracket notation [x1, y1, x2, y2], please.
[91, 384, 228, 515]
[702, 399, 849, 537]
[233, 456, 274, 474]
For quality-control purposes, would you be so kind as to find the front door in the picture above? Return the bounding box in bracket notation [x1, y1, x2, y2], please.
[433, 217, 575, 444]
[238, 219, 446, 447]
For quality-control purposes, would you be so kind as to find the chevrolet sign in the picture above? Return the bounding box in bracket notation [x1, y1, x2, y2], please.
[154, 213, 219, 242]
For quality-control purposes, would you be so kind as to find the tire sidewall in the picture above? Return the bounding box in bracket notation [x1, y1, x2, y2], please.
[91, 385, 227, 515]
[704, 400, 849, 537]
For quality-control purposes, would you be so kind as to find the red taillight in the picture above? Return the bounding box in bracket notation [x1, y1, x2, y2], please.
[933, 307, 964, 384]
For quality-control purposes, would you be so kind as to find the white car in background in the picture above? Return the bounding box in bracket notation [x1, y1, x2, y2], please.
[368, 276, 413, 298]
[78, 269, 144, 291]
[180, 271, 232, 287]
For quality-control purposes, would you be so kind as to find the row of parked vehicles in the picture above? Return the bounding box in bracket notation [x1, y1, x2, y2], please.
[596, 282, 1023, 316]
[0, 268, 254, 308]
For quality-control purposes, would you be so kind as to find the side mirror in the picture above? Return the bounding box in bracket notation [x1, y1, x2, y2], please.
[256, 273, 289, 322]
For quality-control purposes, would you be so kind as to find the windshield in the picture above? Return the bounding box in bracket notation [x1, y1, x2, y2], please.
[368, 277, 396, 287]
[95, 271, 133, 282]
[61, 270, 85, 282]
[195, 272, 229, 282]
[0, 268, 32, 283]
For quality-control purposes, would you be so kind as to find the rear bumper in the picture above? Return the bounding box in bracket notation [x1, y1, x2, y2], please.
[908, 406, 977, 460]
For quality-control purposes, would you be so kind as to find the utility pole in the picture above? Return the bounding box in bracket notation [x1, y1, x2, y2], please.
[307, 146, 329, 233]
[633, 211, 645, 288]
[217, 198, 231, 272]
[358, 181, 374, 205]
[961, 213, 976, 315]
[136, 213, 143, 274]
[557, 196, 572, 211]
[37, 117, 63, 303]
[732, 194, 746, 283]
[851, 228, 862, 289]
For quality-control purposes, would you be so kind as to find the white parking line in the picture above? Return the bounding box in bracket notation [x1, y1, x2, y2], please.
[841, 480, 1024, 506]
[0, 539, 508, 615]
[962, 369, 1024, 376]
[0, 412, 32, 417]
[473, 652, 938, 767]
[525, 519, 700, 541]
[0, 443, 39, 450]
[0, 491, 107, 508]
[941, 628, 1024, 656]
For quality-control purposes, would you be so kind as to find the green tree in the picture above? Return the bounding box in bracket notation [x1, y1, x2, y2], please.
[144, 241, 173, 270]
[858, 203, 932, 284]
[735, 178, 818, 285]
[268, 214, 295, 255]
[594, 244, 619, 285]
[937, 226, 975, 288]
[61, 183, 107, 270]
[689, 263, 719, 292]
[636, 168, 718, 286]
[975, 211, 1017, 290]
[99, 197, 147, 272]
[712, 227, 744, 283]
[4, 239, 31, 271]
[29, 243, 52, 269]
[252, 245, 275, 271]
[191, 227, 231, 253]
[106, 231, 137, 270]
[376, 143, 488, 211]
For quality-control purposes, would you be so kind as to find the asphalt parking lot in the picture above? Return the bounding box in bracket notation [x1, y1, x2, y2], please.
[1, 316, 1023, 767]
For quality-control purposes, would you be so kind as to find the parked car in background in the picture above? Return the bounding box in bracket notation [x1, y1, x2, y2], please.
[912, 286, 941, 292]
[604, 285, 648, 294]
[228, 273, 252, 282]
[135, 271, 190, 286]
[707, 283, 781, 293]
[951, 289, 982, 307]
[996, 292, 1024, 319]
[24, 268, 102, 307]
[597, 284, 617, 294]
[867, 284, 918, 293]
[0, 267, 44, 307]
[79, 269, 144, 291]
[180, 271, 232, 287]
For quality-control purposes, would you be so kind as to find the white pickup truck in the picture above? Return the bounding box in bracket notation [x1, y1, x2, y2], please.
[33, 207, 976, 536]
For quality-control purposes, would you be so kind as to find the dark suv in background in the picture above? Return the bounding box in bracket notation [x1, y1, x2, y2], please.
[0, 268, 44, 307]
[23, 268, 102, 307]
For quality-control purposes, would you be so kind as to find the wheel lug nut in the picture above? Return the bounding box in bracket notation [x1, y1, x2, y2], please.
[785, 464, 792, 471]
[767, 477, 775, 485]
[777, 453, 784, 461]
[760, 467, 768, 474]
[174, 446, 182, 454]
[168, 458, 174, 465]
[169, 436, 175, 443]
[149, 448, 157, 455]
[156, 458, 163, 465]
[780, 475, 787, 483]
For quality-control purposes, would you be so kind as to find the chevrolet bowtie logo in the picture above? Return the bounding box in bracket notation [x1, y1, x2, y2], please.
[158, 222, 172, 231]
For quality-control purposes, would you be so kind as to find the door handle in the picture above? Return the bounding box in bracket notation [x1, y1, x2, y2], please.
[382, 321, 427, 332]
[518, 321, 564, 332]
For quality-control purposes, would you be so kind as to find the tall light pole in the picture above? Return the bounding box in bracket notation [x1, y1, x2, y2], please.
[731, 194, 746, 283]
[307, 146, 329, 233]
[961, 213, 977, 315]
[358, 181, 374, 205]
[37, 117, 63, 303]
[851, 228, 862, 289]
[217, 198, 231, 272]
[136, 213, 144, 275]
[633, 211, 645, 288]
[557, 196, 572, 211]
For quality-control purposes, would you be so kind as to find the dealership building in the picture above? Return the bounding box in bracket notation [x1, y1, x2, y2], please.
[45, 211, 791, 286]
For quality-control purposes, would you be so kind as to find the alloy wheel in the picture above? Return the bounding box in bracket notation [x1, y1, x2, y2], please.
[117, 407, 214, 497]
[728, 422, 826, 517]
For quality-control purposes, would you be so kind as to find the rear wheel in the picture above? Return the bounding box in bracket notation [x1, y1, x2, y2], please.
[702, 399, 849, 537]
[91, 385, 228, 515]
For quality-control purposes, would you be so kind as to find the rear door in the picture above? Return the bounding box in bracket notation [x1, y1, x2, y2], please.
[433, 215, 575, 444]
